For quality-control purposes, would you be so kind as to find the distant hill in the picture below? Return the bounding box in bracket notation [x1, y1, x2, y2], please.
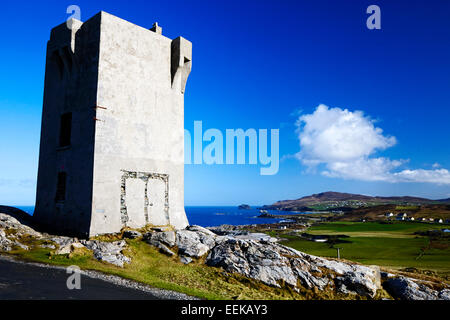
[261, 191, 448, 211]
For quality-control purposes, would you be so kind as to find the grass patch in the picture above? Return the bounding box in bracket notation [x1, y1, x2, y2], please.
[308, 221, 444, 235]
[279, 222, 450, 277]
[8, 221, 449, 299]
[8, 240, 332, 300]
[395, 206, 419, 210]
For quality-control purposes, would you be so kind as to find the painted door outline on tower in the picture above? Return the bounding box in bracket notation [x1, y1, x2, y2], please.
[120, 170, 170, 227]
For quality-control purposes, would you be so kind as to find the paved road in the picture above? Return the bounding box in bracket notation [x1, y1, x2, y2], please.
[0, 258, 162, 300]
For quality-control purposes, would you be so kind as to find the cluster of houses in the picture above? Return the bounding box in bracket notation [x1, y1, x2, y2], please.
[328, 201, 367, 208]
[384, 212, 448, 224]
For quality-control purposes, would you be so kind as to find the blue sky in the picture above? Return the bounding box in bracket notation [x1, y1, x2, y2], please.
[0, 0, 449, 206]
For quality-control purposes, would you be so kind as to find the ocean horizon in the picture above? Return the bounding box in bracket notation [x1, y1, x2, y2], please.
[13, 205, 308, 228]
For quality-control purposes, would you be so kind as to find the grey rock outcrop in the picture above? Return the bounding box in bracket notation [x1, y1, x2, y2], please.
[0, 229, 13, 251]
[144, 231, 176, 248]
[180, 256, 193, 264]
[82, 240, 131, 267]
[176, 230, 211, 258]
[206, 225, 277, 243]
[0, 211, 133, 268]
[50, 236, 77, 247]
[40, 243, 56, 249]
[207, 238, 299, 288]
[144, 225, 216, 259]
[438, 289, 450, 300]
[132, 224, 450, 300]
[55, 244, 73, 255]
[0, 213, 37, 251]
[123, 230, 142, 239]
[145, 239, 176, 256]
[0, 213, 41, 238]
[383, 276, 448, 300]
[54, 241, 85, 255]
[234, 232, 278, 243]
[1, 209, 449, 300]
[206, 237, 379, 297]
[186, 225, 216, 236]
[207, 225, 247, 236]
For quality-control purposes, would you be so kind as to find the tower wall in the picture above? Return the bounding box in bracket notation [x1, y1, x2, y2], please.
[34, 15, 101, 237]
[89, 12, 190, 235]
[34, 12, 191, 237]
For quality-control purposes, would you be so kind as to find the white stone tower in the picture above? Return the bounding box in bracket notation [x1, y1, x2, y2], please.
[34, 12, 191, 237]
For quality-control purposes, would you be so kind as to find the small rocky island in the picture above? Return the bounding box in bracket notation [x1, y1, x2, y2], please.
[1, 206, 449, 300]
[238, 204, 251, 210]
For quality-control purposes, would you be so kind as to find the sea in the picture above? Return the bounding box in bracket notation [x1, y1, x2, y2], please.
[14, 206, 310, 228]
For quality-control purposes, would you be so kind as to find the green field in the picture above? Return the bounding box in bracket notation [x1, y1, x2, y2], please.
[308, 221, 443, 237]
[395, 205, 419, 210]
[280, 222, 450, 275]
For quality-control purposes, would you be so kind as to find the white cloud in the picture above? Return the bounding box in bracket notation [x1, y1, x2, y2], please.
[432, 162, 441, 169]
[297, 104, 396, 163]
[322, 158, 403, 182]
[393, 169, 450, 184]
[295, 104, 450, 185]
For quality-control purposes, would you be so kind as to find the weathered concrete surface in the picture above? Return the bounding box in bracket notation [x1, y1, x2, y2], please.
[34, 16, 98, 237]
[34, 12, 191, 237]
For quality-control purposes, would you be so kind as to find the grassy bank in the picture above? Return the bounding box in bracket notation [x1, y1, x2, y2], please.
[7, 239, 326, 300]
[6, 220, 448, 299]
